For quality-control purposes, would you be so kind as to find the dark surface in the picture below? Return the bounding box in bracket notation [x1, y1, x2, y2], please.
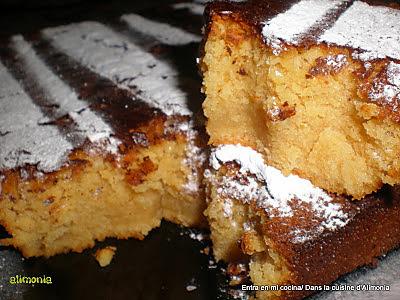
[0, 0, 178, 38]
[0, 222, 232, 300]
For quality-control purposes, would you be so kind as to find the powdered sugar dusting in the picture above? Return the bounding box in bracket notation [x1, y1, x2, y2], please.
[186, 285, 197, 292]
[42, 21, 192, 116]
[172, 3, 205, 15]
[121, 14, 201, 45]
[242, 222, 252, 232]
[0, 62, 73, 172]
[368, 62, 400, 107]
[0, 174, 5, 194]
[260, 0, 400, 61]
[320, 1, 400, 61]
[223, 198, 233, 217]
[210, 145, 350, 243]
[188, 230, 207, 241]
[326, 54, 347, 69]
[261, 0, 345, 54]
[309, 53, 348, 76]
[216, 173, 293, 218]
[11, 35, 120, 154]
[290, 228, 317, 244]
[388, 62, 400, 88]
[173, 120, 206, 194]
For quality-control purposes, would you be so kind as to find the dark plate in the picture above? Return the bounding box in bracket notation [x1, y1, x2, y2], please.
[0, 222, 228, 300]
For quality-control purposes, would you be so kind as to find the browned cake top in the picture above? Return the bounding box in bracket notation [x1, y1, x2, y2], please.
[205, 0, 400, 121]
[264, 185, 400, 296]
[207, 0, 400, 61]
[0, 15, 202, 176]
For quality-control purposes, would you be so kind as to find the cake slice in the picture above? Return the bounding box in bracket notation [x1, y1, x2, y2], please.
[201, 1, 400, 298]
[201, 0, 400, 199]
[205, 144, 400, 300]
[0, 20, 205, 257]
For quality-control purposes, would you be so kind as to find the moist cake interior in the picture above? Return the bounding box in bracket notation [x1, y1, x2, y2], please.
[201, 0, 400, 199]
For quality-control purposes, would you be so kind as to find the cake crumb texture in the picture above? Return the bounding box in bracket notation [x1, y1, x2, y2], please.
[94, 246, 117, 267]
[0, 138, 206, 257]
[202, 13, 400, 199]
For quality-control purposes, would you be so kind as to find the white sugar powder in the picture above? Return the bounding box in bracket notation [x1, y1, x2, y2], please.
[211, 144, 330, 205]
[320, 1, 400, 61]
[368, 62, 400, 105]
[172, 3, 205, 15]
[177, 120, 206, 194]
[121, 14, 201, 45]
[0, 62, 73, 172]
[387, 62, 400, 87]
[11, 35, 120, 154]
[210, 144, 350, 242]
[223, 198, 233, 217]
[326, 54, 347, 68]
[262, 0, 345, 52]
[43, 21, 193, 116]
[261, 0, 400, 62]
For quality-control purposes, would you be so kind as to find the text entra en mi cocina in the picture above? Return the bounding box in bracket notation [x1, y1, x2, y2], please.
[241, 284, 390, 292]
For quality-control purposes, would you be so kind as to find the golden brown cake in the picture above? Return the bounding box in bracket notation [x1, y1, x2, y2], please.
[201, 0, 400, 199]
[0, 22, 206, 257]
[205, 144, 400, 300]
